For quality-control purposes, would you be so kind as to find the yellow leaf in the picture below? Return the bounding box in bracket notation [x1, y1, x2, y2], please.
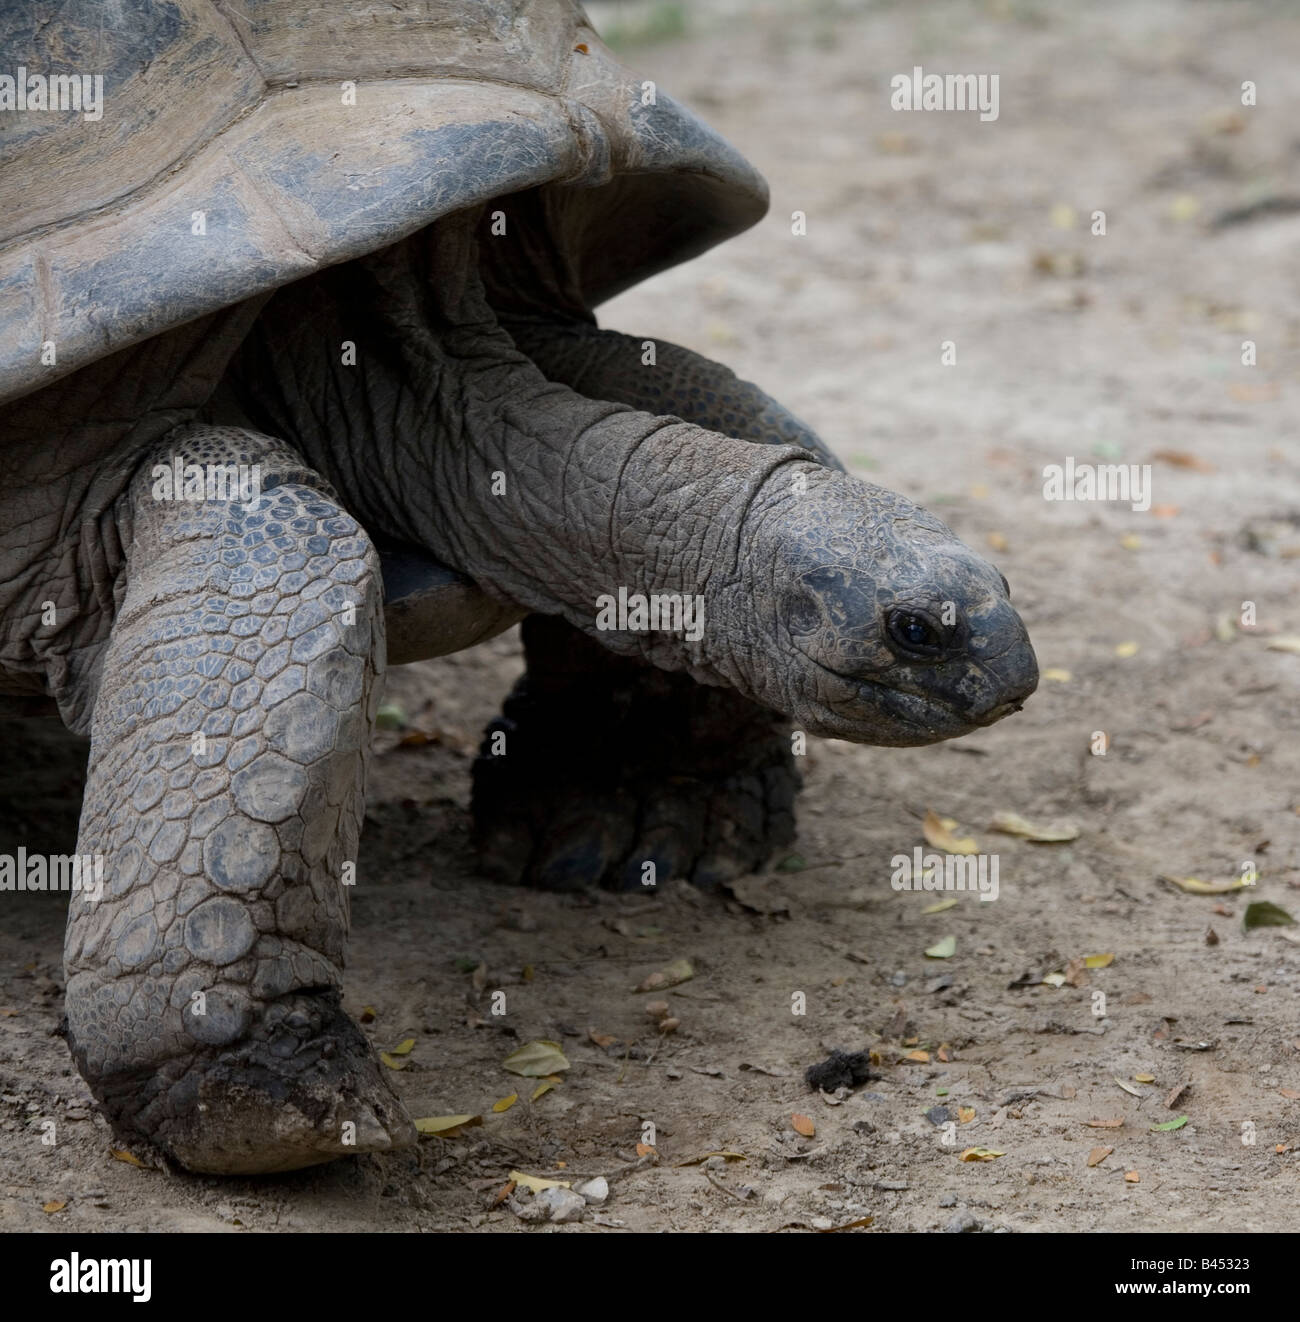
[42, 1200, 66, 1213]
[492, 1094, 518, 1114]
[792, 1113, 816, 1138]
[1266, 636, 1300, 655]
[1135, 1073, 1155, 1084]
[925, 935, 957, 959]
[503, 1040, 571, 1078]
[1115, 641, 1140, 658]
[1169, 194, 1200, 222]
[509, 1169, 570, 1194]
[1042, 667, 1072, 682]
[1161, 874, 1251, 895]
[1119, 533, 1142, 550]
[989, 811, 1080, 843]
[958, 1106, 976, 1124]
[379, 1052, 410, 1070]
[959, 1147, 1004, 1161]
[1050, 203, 1077, 229]
[531, 1081, 556, 1102]
[1042, 972, 1067, 988]
[110, 1148, 145, 1168]
[413, 1114, 482, 1137]
[922, 809, 978, 855]
[987, 531, 1008, 552]
[634, 958, 694, 993]
[904, 1050, 931, 1063]
[386, 1037, 416, 1055]
[674, 1151, 747, 1167]
[1084, 953, 1115, 968]
[922, 897, 958, 914]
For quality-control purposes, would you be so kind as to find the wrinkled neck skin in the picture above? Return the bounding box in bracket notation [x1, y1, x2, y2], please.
[218, 216, 803, 681]
[215, 210, 1037, 744]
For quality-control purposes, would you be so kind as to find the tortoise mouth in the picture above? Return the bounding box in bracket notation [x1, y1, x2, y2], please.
[801, 653, 1033, 745]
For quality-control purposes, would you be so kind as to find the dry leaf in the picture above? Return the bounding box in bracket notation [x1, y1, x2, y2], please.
[1087, 1146, 1114, 1167]
[635, 1142, 656, 1157]
[989, 811, 1080, 843]
[1119, 532, 1142, 550]
[1135, 1073, 1155, 1084]
[588, 1028, 618, 1049]
[925, 935, 956, 959]
[1125, 1170, 1140, 1183]
[1084, 953, 1115, 968]
[817, 1216, 875, 1232]
[492, 1094, 518, 1114]
[1152, 449, 1214, 473]
[958, 1147, 1004, 1161]
[1266, 636, 1300, 654]
[42, 1200, 66, 1213]
[1114, 1077, 1145, 1097]
[987, 531, 1009, 552]
[510, 1169, 571, 1194]
[503, 1040, 571, 1077]
[674, 1151, 746, 1167]
[110, 1149, 146, 1168]
[634, 958, 694, 993]
[958, 1106, 976, 1124]
[922, 897, 958, 914]
[792, 1113, 816, 1138]
[531, 1081, 556, 1102]
[1161, 874, 1251, 895]
[1115, 641, 1140, 658]
[1042, 667, 1072, 682]
[1084, 1117, 1124, 1129]
[414, 1114, 482, 1137]
[922, 809, 978, 855]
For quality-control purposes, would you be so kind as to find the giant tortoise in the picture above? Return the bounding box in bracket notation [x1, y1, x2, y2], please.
[0, 0, 1038, 1173]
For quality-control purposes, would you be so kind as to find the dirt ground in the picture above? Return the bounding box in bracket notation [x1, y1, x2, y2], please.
[3, 0, 1300, 1234]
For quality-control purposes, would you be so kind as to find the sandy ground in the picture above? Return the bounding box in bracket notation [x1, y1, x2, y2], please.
[3, 0, 1300, 1233]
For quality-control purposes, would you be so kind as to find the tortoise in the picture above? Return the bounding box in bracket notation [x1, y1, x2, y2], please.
[0, 0, 1038, 1173]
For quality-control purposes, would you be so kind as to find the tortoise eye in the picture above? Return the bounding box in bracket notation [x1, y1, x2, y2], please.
[887, 609, 943, 655]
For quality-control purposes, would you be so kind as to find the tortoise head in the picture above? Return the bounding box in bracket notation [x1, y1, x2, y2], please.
[736, 466, 1038, 746]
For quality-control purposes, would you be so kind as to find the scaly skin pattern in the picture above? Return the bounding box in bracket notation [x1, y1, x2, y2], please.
[63, 423, 414, 1173]
[474, 321, 825, 889]
[474, 613, 799, 890]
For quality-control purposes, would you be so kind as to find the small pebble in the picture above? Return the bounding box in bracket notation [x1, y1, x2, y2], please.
[576, 1177, 608, 1205]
